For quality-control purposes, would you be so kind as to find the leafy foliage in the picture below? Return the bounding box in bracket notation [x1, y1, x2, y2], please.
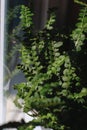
[20, 5, 33, 28]
[13, 2, 87, 130]
[71, 6, 87, 51]
[74, 0, 87, 6]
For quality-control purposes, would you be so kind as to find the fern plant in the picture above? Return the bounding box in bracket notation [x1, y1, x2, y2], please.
[13, 1, 87, 130]
[71, 5, 87, 51]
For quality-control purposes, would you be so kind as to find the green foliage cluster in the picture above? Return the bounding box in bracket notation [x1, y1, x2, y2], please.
[71, 5, 87, 51]
[20, 5, 33, 28]
[14, 1, 87, 130]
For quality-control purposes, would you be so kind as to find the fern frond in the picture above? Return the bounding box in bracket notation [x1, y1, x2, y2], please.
[74, 0, 87, 7]
[71, 7, 87, 51]
[45, 13, 56, 30]
[20, 5, 33, 28]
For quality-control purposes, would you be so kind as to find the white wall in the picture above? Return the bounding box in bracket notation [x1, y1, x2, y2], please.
[0, 0, 5, 125]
